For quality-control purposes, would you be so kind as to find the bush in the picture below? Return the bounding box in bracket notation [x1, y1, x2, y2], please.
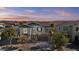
[16, 35, 29, 44]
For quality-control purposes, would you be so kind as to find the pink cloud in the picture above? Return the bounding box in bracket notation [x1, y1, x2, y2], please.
[54, 9, 74, 16]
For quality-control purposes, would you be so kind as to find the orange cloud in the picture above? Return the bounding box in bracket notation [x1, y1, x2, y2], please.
[59, 11, 73, 16]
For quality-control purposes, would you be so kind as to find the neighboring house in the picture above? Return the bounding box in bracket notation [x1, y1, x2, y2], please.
[56, 24, 72, 32]
[71, 24, 79, 42]
[56, 23, 73, 42]
[56, 23, 79, 42]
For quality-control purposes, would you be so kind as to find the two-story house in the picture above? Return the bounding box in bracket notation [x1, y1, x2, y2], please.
[18, 22, 51, 41]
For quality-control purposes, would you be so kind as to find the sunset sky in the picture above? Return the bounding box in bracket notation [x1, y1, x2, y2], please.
[0, 7, 79, 21]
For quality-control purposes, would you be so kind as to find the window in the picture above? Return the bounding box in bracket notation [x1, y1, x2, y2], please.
[37, 27, 42, 31]
[23, 28, 28, 34]
[58, 26, 60, 31]
[63, 26, 68, 31]
[76, 27, 79, 31]
[32, 28, 35, 31]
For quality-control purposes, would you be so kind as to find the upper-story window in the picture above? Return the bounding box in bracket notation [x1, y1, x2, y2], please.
[37, 27, 42, 32]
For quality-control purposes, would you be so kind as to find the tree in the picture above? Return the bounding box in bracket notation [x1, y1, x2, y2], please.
[1, 28, 17, 45]
[52, 32, 69, 50]
[50, 24, 69, 51]
[16, 35, 29, 50]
